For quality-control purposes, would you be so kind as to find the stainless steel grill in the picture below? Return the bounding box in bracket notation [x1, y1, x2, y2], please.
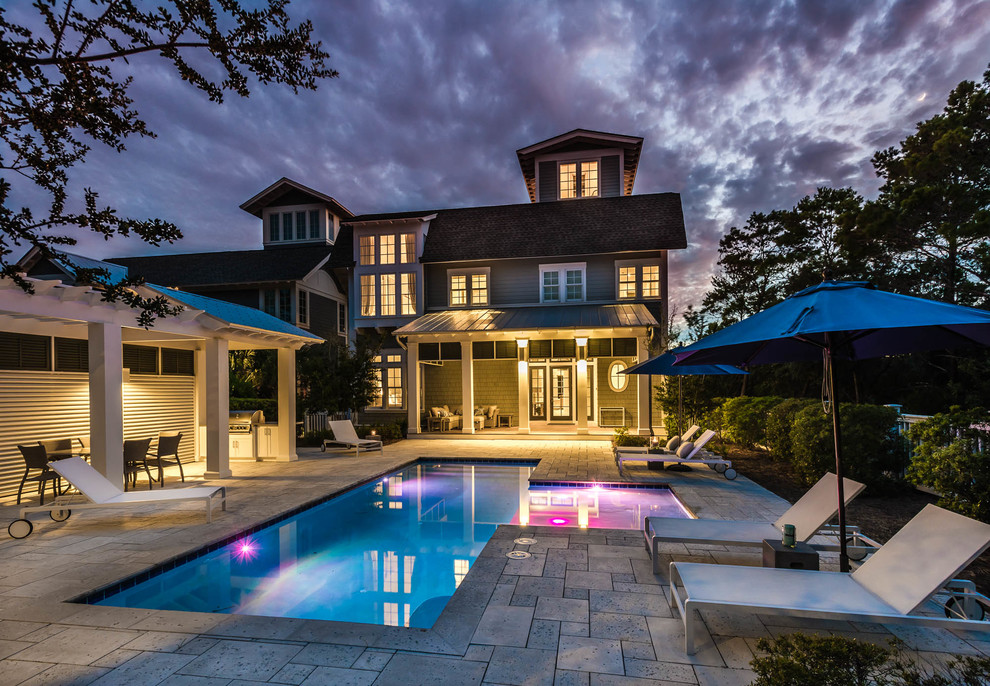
[229, 410, 264, 434]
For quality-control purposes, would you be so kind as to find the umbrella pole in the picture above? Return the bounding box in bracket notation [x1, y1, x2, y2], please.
[678, 377, 683, 436]
[825, 344, 849, 573]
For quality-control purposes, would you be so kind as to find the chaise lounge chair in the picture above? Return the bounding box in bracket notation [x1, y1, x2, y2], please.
[7, 456, 226, 539]
[645, 472, 868, 573]
[322, 420, 384, 456]
[617, 430, 736, 479]
[669, 504, 990, 653]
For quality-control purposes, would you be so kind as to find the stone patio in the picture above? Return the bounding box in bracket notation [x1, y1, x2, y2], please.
[0, 438, 987, 685]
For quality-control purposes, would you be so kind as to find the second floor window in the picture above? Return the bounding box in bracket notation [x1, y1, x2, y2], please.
[400, 233, 416, 263]
[298, 290, 309, 326]
[262, 288, 293, 322]
[471, 274, 488, 306]
[361, 275, 376, 316]
[380, 235, 396, 265]
[360, 235, 376, 265]
[541, 263, 586, 303]
[559, 160, 599, 199]
[380, 274, 396, 316]
[451, 275, 467, 306]
[643, 265, 660, 297]
[616, 262, 662, 299]
[401, 273, 416, 315]
[618, 267, 637, 298]
[448, 269, 490, 307]
[337, 301, 347, 334]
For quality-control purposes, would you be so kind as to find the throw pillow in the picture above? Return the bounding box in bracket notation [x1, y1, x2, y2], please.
[665, 436, 681, 451]
[676, 441, 694, 458]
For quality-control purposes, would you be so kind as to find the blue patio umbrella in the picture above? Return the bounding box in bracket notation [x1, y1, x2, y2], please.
[622, 351, 747, 438]
[673, 278, 990, 570]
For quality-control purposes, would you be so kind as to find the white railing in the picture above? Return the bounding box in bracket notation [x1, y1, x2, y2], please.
[303, 410, 349, 433]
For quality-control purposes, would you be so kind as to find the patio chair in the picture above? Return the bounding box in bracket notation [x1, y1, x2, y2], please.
[39, 438, 75, 459]
[16, 444, 61, 505]
[7, 456, 226, 539]
[617, 430, 735, 478]
[322, 420, 384, 456]
[123, 437, 155, 489]
[669, 504, 990, 654]
[645, 472, 867, 573]
[146, 432, 185, 485]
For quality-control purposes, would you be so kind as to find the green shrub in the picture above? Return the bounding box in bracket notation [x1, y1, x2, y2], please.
[612, 426, 648, 447]
[907, 407, 990, 522]
[789, 403, 908, 489]
[721, 396, 783, 448]
[765, 398, 817, 461]
[750, 633, 990, 686]
[230, 397, 278, 423]
[359, 422, 405, 441]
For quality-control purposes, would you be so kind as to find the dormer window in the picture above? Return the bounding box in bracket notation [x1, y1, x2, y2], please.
[559, 161, 599, 199]
[540, 263, 585, 303]
[616, 260, 662, 300]
[448, 268, 490, 308]
[264, 205, 327, 243]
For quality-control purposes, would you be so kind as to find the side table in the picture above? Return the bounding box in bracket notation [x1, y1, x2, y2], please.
[497, 414, 512, 428]
[762, 539, 819, 570]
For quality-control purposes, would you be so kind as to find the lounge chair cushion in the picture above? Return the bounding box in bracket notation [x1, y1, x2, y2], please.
[676, 441, 694, 458]
[666, 436, 681, 451]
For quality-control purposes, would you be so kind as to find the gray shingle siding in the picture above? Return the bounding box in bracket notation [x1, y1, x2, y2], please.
[538, 161, 557, 202]
[309, 292, 339, 340]
[601, 155, 620, 197]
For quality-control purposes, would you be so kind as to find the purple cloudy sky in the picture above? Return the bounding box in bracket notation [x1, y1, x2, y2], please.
[10, 0, 990, 319]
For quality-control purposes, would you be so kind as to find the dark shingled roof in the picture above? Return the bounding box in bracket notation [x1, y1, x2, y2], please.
[325, 226, 354, 268]
[109, 245, 331, 287]
[419, 193, 685, 263]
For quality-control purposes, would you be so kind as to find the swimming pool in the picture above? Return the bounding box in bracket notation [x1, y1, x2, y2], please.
[92, 461, 688, 628]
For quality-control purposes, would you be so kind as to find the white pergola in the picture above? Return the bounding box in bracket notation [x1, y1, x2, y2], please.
[0, 275, 320, 486]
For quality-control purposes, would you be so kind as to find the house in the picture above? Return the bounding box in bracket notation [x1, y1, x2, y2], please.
[325, 129, 687, 435]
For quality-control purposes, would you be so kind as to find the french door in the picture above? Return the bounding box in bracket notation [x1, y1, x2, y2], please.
[550, 366, 572, 421]
[530, 367, 546, 420]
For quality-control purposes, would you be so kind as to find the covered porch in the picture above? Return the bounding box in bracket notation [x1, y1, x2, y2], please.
[0, 275, 320, 499]
[396, 303, 660, 437]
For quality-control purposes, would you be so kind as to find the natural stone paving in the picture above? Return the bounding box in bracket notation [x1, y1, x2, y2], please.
[0, 437, 986, 685]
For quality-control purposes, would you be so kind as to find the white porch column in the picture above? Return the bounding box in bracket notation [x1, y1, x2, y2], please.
[277, 347, 297, 462]
[88, 322, 124, 486]
[461, 340, 474, 434]
[517, 340, 530, 434]
[194, 346, 206, 462]
[576, 338, 589, 435]
[204, 337, 231, 478]
[636, 336, 651, 436]
[407, 341, 421, 434]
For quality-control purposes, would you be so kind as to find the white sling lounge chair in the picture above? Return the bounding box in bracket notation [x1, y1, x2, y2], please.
[7, 457, 226, 539]
[617, 430, 736, 478]
[645, 472, 867, 572]
[669, 504, 990, 654]
[322, 420, 384, 456]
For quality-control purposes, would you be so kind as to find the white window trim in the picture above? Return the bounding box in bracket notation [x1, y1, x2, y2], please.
[608, 360, 629, 392]
[447, 267, 491, 308]
[367, 351, 406, 411]
[558, 158, 601, 200]
[614, 259, 663, 300]
[263, 204, 327, 244]
[337, 300, 347, 335]
[539, 262, 586, 304]
[296, 288, 309, 328]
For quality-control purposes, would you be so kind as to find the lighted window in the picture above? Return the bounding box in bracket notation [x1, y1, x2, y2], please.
[400, 233, 416, 263]
[380, 274, 396, 316]
[471, 274, 488, 306]
[297, 290, 308, 326]
[609, 360, 628, 392]
[618, 267, 636, 299]
[559, 163, 577, 199]
[380, 234, 396, 265]
[565, 269, 584, 301]
[643, 265, 660, 297]
[400, 273, 416, 315]
[360, 275, 376, 316]
[404, 555, 415, 594]
[581, 161, 599, 197]
[387, 367, 403, 408]
[384, 602, 398, 626]
[542, 271, 560, 302]
[384, 551, 398, 593]
[387, 354, 402, 363]
[359, 235, 375, 265]
[454, 559, 470, 588]
[450, 275, 467, 306]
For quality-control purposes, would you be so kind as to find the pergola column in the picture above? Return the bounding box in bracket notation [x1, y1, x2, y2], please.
[204, 337, 231, 478]
[276, 347, 297, 462]
[636, 335, 651, 436]
[517, 340, 530, 434]
[461, 340, 474, 434]
[88, 322, 124, 486]
[407, 341, 421, 434]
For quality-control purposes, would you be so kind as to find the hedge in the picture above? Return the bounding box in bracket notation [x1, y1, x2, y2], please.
[765, 398, 817, 462]
[721, 396, 782, 448]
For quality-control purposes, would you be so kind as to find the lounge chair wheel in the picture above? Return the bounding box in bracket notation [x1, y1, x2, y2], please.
[944, 594, 986, 621]
[320, 443, 326, 452]
[724, 468, 737, 480]
[50, 509, 71, 522]
[714, 463, 727, 474]
[8, 519, 32, 539]
[845, 537, 869, 561]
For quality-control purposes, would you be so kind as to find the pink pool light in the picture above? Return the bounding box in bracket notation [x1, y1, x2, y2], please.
[550, 518, 569, 526]
[233, 539, 259, 561]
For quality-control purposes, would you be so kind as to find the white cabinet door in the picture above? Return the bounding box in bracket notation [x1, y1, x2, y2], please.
[256, 426, 279, 458]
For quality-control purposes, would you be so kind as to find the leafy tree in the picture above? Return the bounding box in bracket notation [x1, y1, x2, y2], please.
[1, 0, 335, 325]
[297, 341, 382, 415]
[859, 66, 990, 306]
[786, 186, 863, 289]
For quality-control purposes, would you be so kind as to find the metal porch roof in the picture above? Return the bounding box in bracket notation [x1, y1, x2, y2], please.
[394, 303, 658, 336]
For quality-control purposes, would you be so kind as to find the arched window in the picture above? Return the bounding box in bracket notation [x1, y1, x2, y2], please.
[608, 360, 628, 392]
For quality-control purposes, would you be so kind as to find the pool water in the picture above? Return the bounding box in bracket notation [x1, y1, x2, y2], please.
[96, 462, 688, 628]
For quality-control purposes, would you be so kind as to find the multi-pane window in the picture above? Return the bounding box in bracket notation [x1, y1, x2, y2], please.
[565, 269, 583, 301]
[296, 211, 306, 239]
[380, 235, 396, 265]
[618, 266, 637, 299]
[309, 210, 319, 239]
[541, 263, 585, 303]
[387, 367, 403, 408]
[298, 290, 308, 326]
[542, 271, 560, 302]
[450, 275, 467, 306]
[471, 274, 488, 306]
[360, 275, 376, 316]
[359, 235, 376, 265]
[643, 265, 660, 297]
[401, 273, 416, 315]
[337, 301, 347, 334]
[268, 214, 279, 242]
[262, 288, 292, 321]
[581, 161, 599, 197]
[380, 274, 396, 316]
[370, 363, 383, 407]
[265, 206, 324, 243]
[559, 163, 577, 199]
[400, 233, 416, 263]
[282, 212, 294, 240]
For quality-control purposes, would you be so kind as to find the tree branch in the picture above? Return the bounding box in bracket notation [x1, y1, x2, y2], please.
[23, 41, 214, 66]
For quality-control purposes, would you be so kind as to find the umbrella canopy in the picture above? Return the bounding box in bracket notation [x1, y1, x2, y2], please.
[673, 279, 990, 571]
[623, 351, 748, 376]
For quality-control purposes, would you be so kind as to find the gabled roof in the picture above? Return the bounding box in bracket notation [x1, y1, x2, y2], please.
[239, 177, 354, 219]
[419, 193, 685, 263]
[109, 245, 332, 288]
[394, 303, 658, 335]
[516, 129, 644, 202]
[17, 248, 131, 285]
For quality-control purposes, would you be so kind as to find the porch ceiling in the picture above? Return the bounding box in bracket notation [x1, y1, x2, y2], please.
[395, 303, 658, 336]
